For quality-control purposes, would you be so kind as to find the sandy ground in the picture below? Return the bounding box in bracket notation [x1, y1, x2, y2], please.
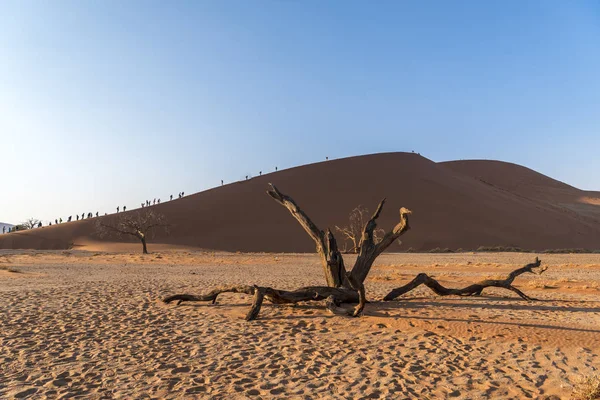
[1, 250, 599, 399]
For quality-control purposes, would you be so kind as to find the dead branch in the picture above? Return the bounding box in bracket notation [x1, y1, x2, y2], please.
[383, 257, 546, 301]
[350, 202, 412, 284]
[335, 205, 385, 254]
[163, 284, 359, 321]
[267, 184, 348, 288]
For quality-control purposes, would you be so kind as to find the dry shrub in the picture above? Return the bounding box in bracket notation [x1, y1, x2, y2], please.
[543, 248, 593, 254]
[476, 245, 530, 253]
[427, 247, 454, 253]
[572, 374, 600, 400]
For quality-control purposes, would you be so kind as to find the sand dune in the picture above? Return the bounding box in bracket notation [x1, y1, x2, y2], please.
[2, 152, 600, 252]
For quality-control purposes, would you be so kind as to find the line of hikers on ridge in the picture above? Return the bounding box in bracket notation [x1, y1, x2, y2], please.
[3, 158, 339, 234]
[1, 192, 187, 234]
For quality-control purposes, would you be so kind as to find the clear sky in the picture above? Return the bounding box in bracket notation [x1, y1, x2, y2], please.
[1, 0, 599, 224]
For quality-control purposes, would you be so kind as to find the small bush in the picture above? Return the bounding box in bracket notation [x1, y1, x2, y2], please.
[542, 248, 594, 254]
[426, 247, 454, 253]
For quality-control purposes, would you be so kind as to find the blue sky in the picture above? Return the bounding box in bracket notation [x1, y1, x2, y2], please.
[1, 0, 599, 224]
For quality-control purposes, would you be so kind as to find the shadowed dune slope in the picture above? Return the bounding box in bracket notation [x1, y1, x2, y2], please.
[441, 160, 600, 222]
[2, 153, 600, 252]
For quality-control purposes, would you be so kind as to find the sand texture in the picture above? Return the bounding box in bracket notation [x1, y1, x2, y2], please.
[1, 251, 599, 399]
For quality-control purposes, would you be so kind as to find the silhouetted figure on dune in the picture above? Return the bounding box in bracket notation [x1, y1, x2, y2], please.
[246, 175, 248, 180]
[153, 199, 156, 205]
[170, 195, 173, 201]
[76, 215, 79, 221]
[68, 216, 72, 222]
[259, 171, 262, 176]
[55, 219, 58, 225]
[117, 206, 120, 213]
[157, 199, 160, 204]
[38, 221, 42, 228]
[82, 213, 85, 220]
[221, 180, 224, 185]
[123, 206, 126, 212]
[141, 203, 144, 208]
[275, 167, 278, 171]
[96, 212, 99, 217]
[182, 192, 184, 196]
[2, 226, 5, 234]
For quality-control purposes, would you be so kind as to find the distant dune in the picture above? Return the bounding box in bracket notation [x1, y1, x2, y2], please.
[2, 152, 600, 252]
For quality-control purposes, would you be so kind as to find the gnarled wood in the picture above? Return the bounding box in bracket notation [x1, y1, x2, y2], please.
[246, 287, 264, 321]
[346, 274, 366, 317]
[383, 257, 546, 301]
[165, 184, 413, 321]
[267, 184, 348, 288]
[350, 202, 412, 284]
[164, 284, 359, 321]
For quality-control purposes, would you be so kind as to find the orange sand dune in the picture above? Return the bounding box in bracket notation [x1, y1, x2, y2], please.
[2, 152, 600, 252]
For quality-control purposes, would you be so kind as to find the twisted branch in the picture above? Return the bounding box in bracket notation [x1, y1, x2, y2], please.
[164, 284, 360, 321]
[383, 257, 546, 301]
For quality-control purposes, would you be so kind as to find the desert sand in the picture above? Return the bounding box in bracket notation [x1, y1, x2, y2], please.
[1, 250, 599, 399]
[2, 153, 600, 253]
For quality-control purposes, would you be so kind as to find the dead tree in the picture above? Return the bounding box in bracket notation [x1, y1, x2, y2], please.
[164, 184, 411, 320]
[163, 184, 546, 321]
[384, 257, 547, 301]
[22, 218, 41, 230]
[95, 210, 168, 254]
[335, 205, 386, 253]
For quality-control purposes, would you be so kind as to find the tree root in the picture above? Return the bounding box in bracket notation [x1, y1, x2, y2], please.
[383, 257, 546, 301]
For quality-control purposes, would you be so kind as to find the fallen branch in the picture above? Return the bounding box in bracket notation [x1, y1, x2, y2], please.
[164, 284, 359, 321]
[383, 257, 546, 301]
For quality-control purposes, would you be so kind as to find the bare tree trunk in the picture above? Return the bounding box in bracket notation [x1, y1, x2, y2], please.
[141, 237, 148, 254]
[267, 184, 349, 288]
[349, 200, 412, 284]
